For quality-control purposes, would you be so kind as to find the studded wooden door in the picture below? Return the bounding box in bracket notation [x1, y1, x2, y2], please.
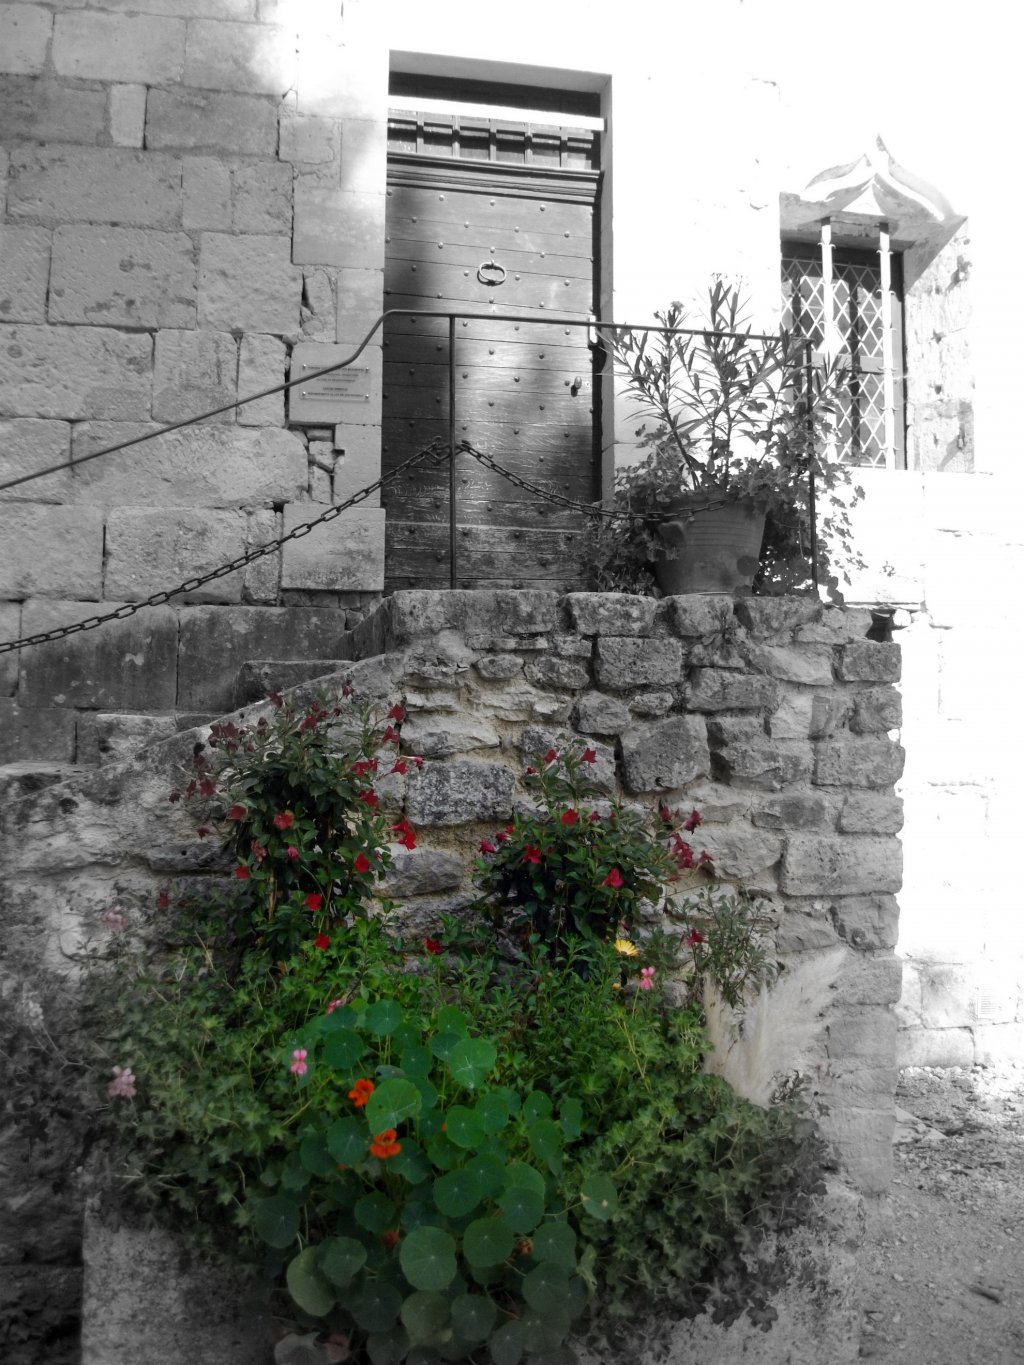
[382, 112, 601, 590]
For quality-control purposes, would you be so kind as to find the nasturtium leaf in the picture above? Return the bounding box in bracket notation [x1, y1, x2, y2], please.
[531, 1221, 577, 1269]
[280, 1149, 311, 1192]
[318, 1235, 367, 1288]
[492, 1086, 521, 1118]
[349, 1280, 404, 1333]
[399, 1226, 458, 1292]
[429, 1030, 462, 1062]
[322, 1004, 360, 1033]
[327, 1116, 370, 1167]
[466, 1152, 506, 1199]
[474, 1091, 511, 1135]
[435, 1005, 469, 1035]
[400, 1044, 433, 1078]
[489, 1319, 526, 1365]
[392, 1023, 423, 1055]
[355, 1191, 398, 1233]
[286, 1246, 334, 1317]
[425, 1132, 461, 1171]
[444, 1104, 486, 1150]
[522, 1091, 553, 1125]
[401, 1289, 450, 1342]
[412, 1076, 440, 1111]
[522, 1263, 571, 1317]
[447, 1038, 497, 1090]
[401, 1199, 445, 1232]
[580, 1174, 618, 1221]
[253, 1193, 300, 1248]
[322, 1028, 366, 1070]
[366, 1077, 422, 1133]
[526, 1119, 564, 1172]
[504, 1162, 545, 1194]
[433, 1167, 483, 1218]
[407, 1349, 444, 1365]
[558, 1096, 583, 1141]
[300, 1129, 336, 1177]
[390, 1138, 431, 1184]
[364, 999, 404, 1036]
[366, 1324, 411, 1365]
[450, 1293, 497, 1343]
[497, 1183, 545, 1233]
[462, 1215, 514, 1268]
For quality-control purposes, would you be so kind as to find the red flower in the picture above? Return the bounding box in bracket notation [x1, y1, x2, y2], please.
[349, 1078, 374, 1107]
[424, 938, 443, 955]
[357, 789, 379, 807]
[198, 777, 217, 797]
[268, 690, 284, 708]
[543, 748, 558, 765]
[525, 766, 537, 776]
[286, 845, 299, 859]
[380, 1229, 400, 1251]
[354, 852, 372, 874]
[234, 865, 251, 880]
[342, 683, 355, 698]
[195, 825, 211, 839]
[226, 804, 247, 821]
[685, 929, 705, 947]
[602, 868, 624, 889]
[370, 1128, 402, 1160]
[658, 804, 673, 824]
[698, 850, 713, 868]
[672, 837, 696, 870]
[387, 704, 406, 722]
[305, 893, 323, 911]
[581, 747, 598, 764]
[409, 755, 424, 769]
[352, 758, 378, 777]
[314, 933, 330, 950]
[380, 726, 399, 746]
[589, 811, 602, 824]
[299, 714, 318, 733]
[391, 818, 416, 850]
[479, 839, 497, 855]
[523, 845, 542, 865]
[156, 889, 170, 911]
[273, 810, 295, 830]
[683, 808, 703, 832]
[389, 760, 408, 776]
[250, 841, 267, 862]
[560, 809, 579, 826]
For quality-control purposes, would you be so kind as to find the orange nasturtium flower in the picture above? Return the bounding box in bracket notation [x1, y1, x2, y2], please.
[370, 1128, 402, 1160]
[348, 1078, 375, 1108]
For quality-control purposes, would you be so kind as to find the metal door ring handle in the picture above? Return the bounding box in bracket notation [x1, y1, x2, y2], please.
[477, 261, 507, 287]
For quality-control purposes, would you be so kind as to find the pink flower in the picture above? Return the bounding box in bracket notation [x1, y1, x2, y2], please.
[602, 868, 624, 889]
[102, 907, 129, 933]
[326, 999, 344, 1014]
[479, 839, 497, 855]
[638, 966, 656, 991]
[250, 841, 267, 862]
[286, 846, 299, 860]
[107, 1065, 137, 1099]
[273, 810, 295, 830]
[290, 1049, 308, 1076]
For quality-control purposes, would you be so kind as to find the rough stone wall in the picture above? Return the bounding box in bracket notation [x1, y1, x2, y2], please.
[0, 0, 387, 763]
[904, 225, 973, 472]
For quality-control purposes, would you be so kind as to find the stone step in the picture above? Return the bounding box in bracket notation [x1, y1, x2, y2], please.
[77, 710, 216, 766]
[232, 658, 352, 708]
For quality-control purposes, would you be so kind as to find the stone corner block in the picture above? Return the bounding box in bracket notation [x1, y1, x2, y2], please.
[563, 592, 657, 637]
[733, 597, 823, 637]
[620, 714, 710, 793]
[594, 636, 683, 690]
[837, 640, 901, 683]
[281, 506, 384, 593]
[660, 595, 735, 637]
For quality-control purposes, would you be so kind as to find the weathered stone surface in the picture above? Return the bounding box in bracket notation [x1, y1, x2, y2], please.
[49, 227, 196, 329]
[809, 692, 854, 738]
[53, 9, 185, 84]
[826, 1003, 897, 1063]
[19, 601, 178, 710]
[0, 224, 49, 323]
[551, 634, 592, 659]
[379, 848, 465, 897]
[293, 185, 386, 269]
[0, 602, 20, 694]
[838, 792, 904, 834]
[182, 156, 232, 230]
[280, 113, 342, 171]
[781, 836, 902, 895]
[69, 424, 305, 507]
[0, 417, 70, 502]
[814, 737, 905, 789]
[817, 1104, 893, 1195]
[177, 605, 350, 711]
[184, 19, 292, 94]
[896, 1025, 975, 1070]
[686, 668, 779, 711]
[564, 592, 657, 636]
[829, 894, 900, 951]
[523, 656, 589, 689]
[745, 642, 834, 685]
[697, 827, 783, 882]
[475, 655, 523, 681]
[146, 87, 277, 155]
[109, 83, 147, 148]
[104, 507, 258, 603]
[236, 334, 286, 426]
[0, 504, 103, 597]
[706, 715, 764, 745]
[230, 158, 293, 234]
[0, 4, 53, 75]
[776, 905, 841, 953]
[406, 760, 516, 827]
[594, 637, 683, 689]
[153, 330, 237, 422]
[794, 607, 873, 644]
[833, 954, 903, 1007]
[466, 635, 550, 653]
[0, 325, 152, 420]
[767, 690, 817, 740]
[400, 715, 500, 759]
[837, 640, 901, 683]
[7, 147, 183, 228]
[733, 598, 823, 636]
[281, 507, 385, 592]
[198, 232, 301, 333]
[0, 76, 107, 145]
[660, 595, 735, 637]
[850, 686, 902, 735]
[751, 793, 830, 830]
[712, 736, 812, 790]
[629, 690, 674, 717]
[232, 659, 349, 707]
[0, 698, 76, 762]
[573, 692, 631, 736]
[376, 591, 560, 648]
[620, 716, 709, 793]
[76, 712, 179, 766]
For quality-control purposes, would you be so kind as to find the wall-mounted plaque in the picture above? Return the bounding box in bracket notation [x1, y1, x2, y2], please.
[289, 344, 380, 424]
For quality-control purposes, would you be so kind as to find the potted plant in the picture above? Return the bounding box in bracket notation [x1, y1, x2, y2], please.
[582, 281, 859, 598]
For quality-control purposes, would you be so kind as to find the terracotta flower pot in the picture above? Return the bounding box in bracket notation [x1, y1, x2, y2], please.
[652, 495, 767, 596]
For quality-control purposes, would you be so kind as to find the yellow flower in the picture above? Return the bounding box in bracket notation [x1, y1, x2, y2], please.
[613, 938, 639, 957]
[611, 982, 622, 990]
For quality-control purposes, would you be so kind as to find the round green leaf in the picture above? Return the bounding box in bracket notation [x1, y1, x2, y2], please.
[580, 1174, 618, 1222]
[367, 1325, 411, 1365]
[327, 1116, 370, 1167]
[522, 1091, 553, 1124]
[286, 1246, 334, 1318]
[253, 1193, 299, 1249]
[318, 1235, 367, 1288]
[390, 1138, 432, 1184]
[425, 1132, 461, 1170]
[447, 1037, 496, 1090]
[433, 1167, 483, 1218]
[527, 1119, 564, 1171]
[429, 1030, 463, 1062]
[280, 1149, 311, 1192]
[392, 1022, 424, 1054]
[364, 999, 404, 1036]
[401, 1199, 445, 1232]
[521, 1305, 571, 1354]
[435, 1005, 469, 1034]
[400, 1045, 434, 1078]
[462, 1215, 514, 1269]
[504, 1162, 545, 1194]
[400, 1226, 458, 1292]
[366, 1077, 422, 1133]
[497, 1183, 545, 1234]
[412, 1076, 440, 1111]
[466, 1152, 506, 1199]
[350, 1280, 404, 1333]
[449, 1293, 497, 1343]
[401, 1289, 450, 1342]
[444, 1104, 486, 1150]
[489, 1319, 526, 1365]
[558, 1097, 583, 1141]
[522, 1263, 571, 1317]
[531, 1222, 576, 1270]
[356, 1191, 398, 1234]
[474, 1091, 511, 1135]
[322, 1028, 366, 1070]
[300, 1129, 335, 1177]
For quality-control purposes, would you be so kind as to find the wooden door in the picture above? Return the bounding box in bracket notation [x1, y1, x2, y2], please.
[382, 112, 601, 590]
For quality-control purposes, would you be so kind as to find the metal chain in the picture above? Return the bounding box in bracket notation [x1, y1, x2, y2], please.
[0, 439, 457, 656]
